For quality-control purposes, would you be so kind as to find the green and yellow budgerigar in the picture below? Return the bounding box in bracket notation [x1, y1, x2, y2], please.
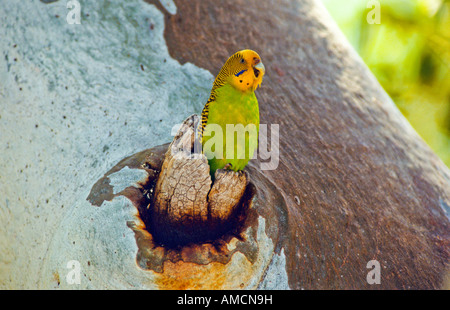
[199, 49, 265, 177]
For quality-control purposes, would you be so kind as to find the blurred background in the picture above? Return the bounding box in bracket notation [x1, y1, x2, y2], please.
[321, 0, 450, 167]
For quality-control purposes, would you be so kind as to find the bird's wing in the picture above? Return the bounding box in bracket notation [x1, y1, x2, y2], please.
[199, 99, 212, 143]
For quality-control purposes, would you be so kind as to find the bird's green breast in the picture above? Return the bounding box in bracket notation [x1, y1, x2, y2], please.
[202, 83, 260, 176]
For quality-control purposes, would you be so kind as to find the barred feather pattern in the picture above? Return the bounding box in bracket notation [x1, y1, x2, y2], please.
[199, 52, 246, 142]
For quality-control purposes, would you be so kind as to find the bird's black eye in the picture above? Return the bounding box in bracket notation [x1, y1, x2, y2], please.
[240, 58, 245, 64]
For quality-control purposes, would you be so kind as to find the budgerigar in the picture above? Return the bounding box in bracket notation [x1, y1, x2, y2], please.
[199, 49, 265, 178]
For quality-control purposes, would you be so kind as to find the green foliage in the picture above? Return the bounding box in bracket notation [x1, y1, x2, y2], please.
[322, 0, 450, 166]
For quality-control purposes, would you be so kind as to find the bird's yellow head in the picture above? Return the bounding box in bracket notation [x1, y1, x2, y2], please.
[214, 49, 265, 93]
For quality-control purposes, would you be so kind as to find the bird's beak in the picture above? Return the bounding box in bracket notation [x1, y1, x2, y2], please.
[254, 61, 265, 73]
[252, 61, 265, 90]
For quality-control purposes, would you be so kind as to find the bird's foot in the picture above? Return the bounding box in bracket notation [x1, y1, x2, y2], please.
[224, 163, 233, 170]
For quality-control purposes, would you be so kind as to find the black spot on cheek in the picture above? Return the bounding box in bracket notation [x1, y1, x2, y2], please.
[240, 80, 243, 83]
[247, 83, 249, 85]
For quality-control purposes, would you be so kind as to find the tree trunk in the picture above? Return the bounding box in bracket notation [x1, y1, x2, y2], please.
[0, 0, 448, 289]
[149, 0, 450, 289]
